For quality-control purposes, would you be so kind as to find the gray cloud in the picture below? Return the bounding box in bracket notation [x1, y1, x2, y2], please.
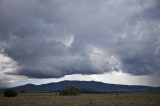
[0, 0, 160, 79]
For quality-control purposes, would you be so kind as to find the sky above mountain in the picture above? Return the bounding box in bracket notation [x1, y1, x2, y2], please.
[0, 0, 160, 87]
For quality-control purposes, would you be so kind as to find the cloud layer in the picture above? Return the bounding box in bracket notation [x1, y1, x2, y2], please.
[0, 0, 160, 79]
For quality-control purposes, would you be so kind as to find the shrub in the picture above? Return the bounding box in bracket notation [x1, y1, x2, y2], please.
[3, 89, 18, 97]
[59, 86, 80, 96]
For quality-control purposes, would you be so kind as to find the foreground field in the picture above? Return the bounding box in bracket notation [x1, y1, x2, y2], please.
[0, 92, 160, 106]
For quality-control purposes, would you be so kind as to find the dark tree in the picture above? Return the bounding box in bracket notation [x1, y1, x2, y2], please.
[3, 89, 18, 97]
[59, 86, 80, 96]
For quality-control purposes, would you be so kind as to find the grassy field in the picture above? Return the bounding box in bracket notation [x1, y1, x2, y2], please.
[0, 92, 160, 106]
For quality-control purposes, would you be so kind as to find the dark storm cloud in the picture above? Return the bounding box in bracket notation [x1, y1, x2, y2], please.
[0, 0, 160, 78]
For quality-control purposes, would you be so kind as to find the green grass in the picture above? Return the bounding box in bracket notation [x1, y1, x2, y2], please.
[0, 92, 160, 106]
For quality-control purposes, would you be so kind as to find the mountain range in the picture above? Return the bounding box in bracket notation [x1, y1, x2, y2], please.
[10, 80, 160, 92]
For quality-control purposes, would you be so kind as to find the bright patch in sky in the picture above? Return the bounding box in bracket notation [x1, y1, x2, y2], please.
[9, 71, 159, 87]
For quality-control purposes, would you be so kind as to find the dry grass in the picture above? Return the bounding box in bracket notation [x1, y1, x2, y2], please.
[0, 92, 160, 106]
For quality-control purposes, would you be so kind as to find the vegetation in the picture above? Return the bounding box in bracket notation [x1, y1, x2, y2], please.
[0, 92, 160, 106]
[59, 86, 80, 96]
[3, 90, 17, 97]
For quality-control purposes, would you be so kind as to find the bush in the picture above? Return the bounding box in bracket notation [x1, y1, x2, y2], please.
[59, 86, 80, 96]
[3, 89, 18, 97]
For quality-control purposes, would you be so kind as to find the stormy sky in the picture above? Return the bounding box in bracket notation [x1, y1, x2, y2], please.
[0, 0, 160, 87]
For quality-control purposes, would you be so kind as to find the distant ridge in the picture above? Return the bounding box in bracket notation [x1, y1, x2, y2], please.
[11, 80, 160, 92]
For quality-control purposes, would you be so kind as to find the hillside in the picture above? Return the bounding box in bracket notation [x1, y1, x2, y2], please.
[11, 80, 160, 92]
